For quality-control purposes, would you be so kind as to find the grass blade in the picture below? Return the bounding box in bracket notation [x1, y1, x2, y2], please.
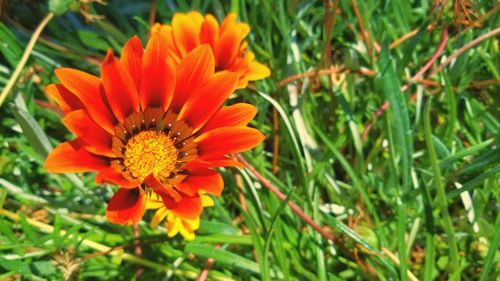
[424, 98, 460, 276]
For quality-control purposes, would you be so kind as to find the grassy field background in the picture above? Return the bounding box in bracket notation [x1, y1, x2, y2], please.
[0, 0, 499, 280]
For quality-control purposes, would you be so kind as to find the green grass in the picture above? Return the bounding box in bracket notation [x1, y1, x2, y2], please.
[0, 0, 499, 280]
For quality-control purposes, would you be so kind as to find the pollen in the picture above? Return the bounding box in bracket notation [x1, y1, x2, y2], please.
[124, 130, 178, 181]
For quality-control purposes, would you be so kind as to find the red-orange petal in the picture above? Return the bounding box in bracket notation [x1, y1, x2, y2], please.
[101, 49, 140, 122]
[144, 174, 182, 202]
[178, 71, 238, 131]
[183, 156, 243, 170]
[140, 32, 175, 110]
[177, 169, 223, 196]
[54, 68, 116, 133]
[120, 35, 144, 91]
[170, 45, 214, 112]
[45, 84, 84, 114]
[162, 192, 202, 220]
[198, 103, 256, 134]
[44, 141, 108, 173]
[195, 126, 265, 159]
[215, 28, 243, 68]
[106, 188, 146, 225]
[95, 167, 140, 189]
[63, 110, 113, 157]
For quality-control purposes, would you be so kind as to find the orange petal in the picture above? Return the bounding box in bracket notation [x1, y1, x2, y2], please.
[162, 192, 202, 220]
[170, 45, 214, 112]
[198, 103, 256, 134]
[236, 76, 249, 89]
[106, 188, 146, 225]
[177, 169, 223, 196]
[45, 84, 84, 114]
[101, 49, 140, 122]
[195, 126, 265, 158]
[200, 14, 219, 50]
[95, 167, 140, 188]
[120, 36, 144, 91]
[246, 61, 271, 81]
[178, 71, 238, 131]
[44, 141, 108, 173]
[140, 32, 175, 110]
[144, 174, 182, 202]
[220, 13, 237, 34]
[150, 23, 162, 35]
[151, 24, 182, 64]
[63, 110, 113, 157]
[172, 12, 204, 56]
[215, 28, 244, 68]
[54, 68, 116, 133]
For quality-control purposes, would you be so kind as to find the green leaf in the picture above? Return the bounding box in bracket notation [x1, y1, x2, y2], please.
[324, 216, 381, 254]
[199, 220, 239, 235]
[439, 139, 494, 169]
[193, 234, 253, 245]
[476, 218, 496, 238]
[0, 256, 32, 276]
[32, 261, 57, 276]
[0, 218, 17, 242]
[447, 166, 500, 199]
[257, 91, 309, 204]
[11, 94, 52, 158]
[377, 46, 412, 194]
[0, 188, 7, 209]
[241, 211, 267, 280]
[184, 243, 260, 274]
[313, 125, 377, 221]
[377, 46, 413, 281]
[459, 147, 500, 175]
[323, 215, 398, 277]
[0, 23, 23, 67]
[19, 213, 38, 242]
[96, 21, 129, 45]
[49, 0, 79, 15]
[480, 214, 500, 281]
[77, 30, 111, 51]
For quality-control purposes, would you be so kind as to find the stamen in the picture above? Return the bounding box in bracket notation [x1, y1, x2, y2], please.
[123, 130, 178, 181]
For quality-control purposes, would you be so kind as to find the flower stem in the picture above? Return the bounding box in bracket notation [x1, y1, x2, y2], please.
[430, 27, 500, 76]
[0, 12, 54, 107]
[236, 155, 334, 241]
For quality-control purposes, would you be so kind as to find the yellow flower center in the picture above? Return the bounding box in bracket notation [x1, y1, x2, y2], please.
[123, 130, 178, 181]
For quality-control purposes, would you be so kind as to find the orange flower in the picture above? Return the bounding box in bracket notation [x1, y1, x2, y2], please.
[151, 11, 270, 89]
[44, 33, 265, 226]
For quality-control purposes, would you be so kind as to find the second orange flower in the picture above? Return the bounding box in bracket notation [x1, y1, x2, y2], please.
[152, 11, 270, 89]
